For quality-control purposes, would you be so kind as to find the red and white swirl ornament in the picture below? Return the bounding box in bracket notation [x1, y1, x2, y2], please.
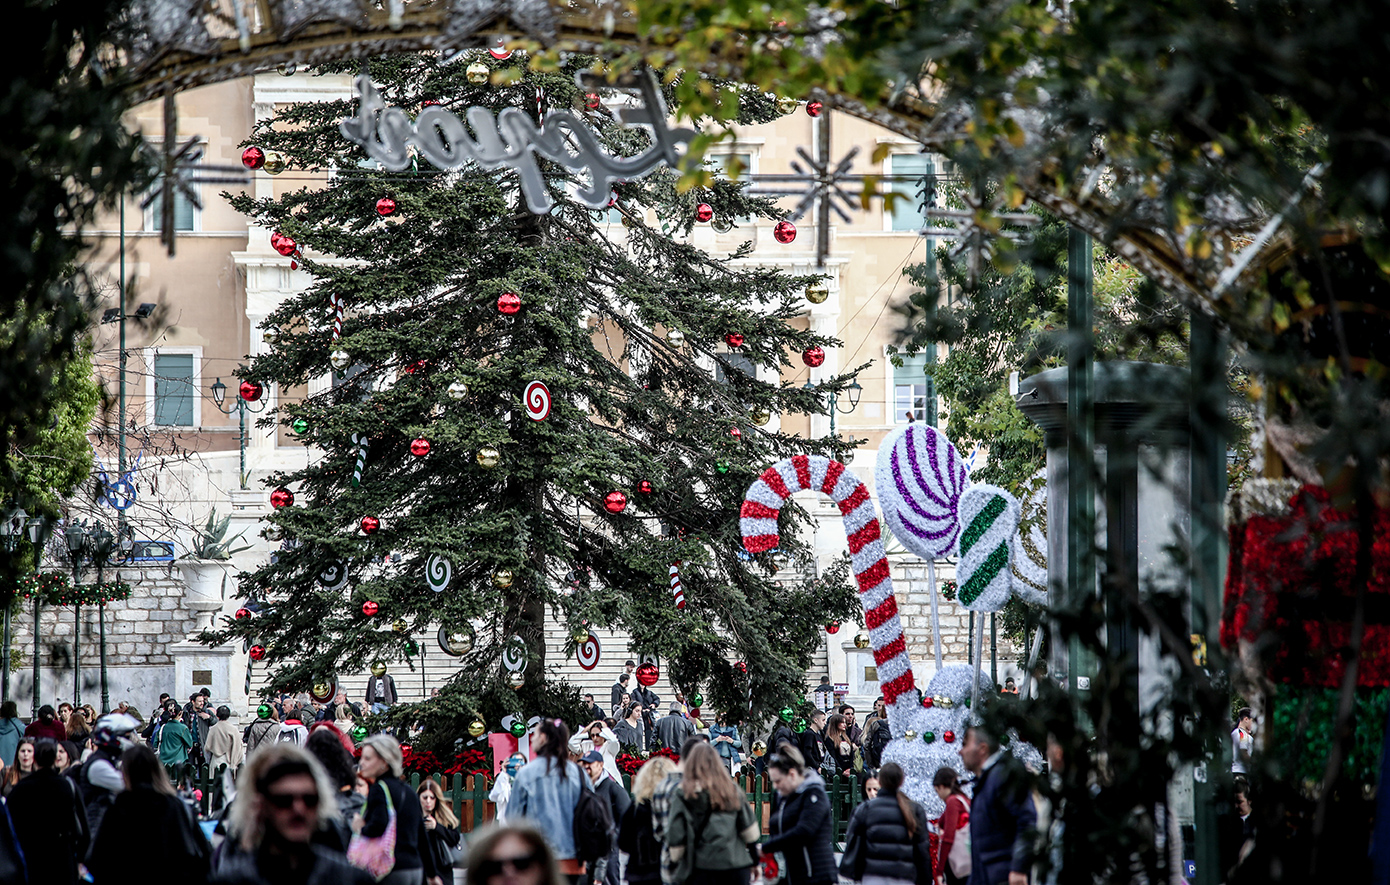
[576, 633, 601, 670]
[741, 455, 914, 706]
[524, 380, 551, 421]
[670, 562, 685, 610]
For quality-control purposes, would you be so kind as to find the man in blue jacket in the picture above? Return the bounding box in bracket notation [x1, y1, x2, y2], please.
[960, 725, 1037, 885]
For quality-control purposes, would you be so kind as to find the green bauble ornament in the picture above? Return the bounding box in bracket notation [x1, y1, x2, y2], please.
[405, 639, 419, 656]
[257, 703, 272, 720]
[778, 706, 795, 723]
[792, 717, 807, 734]
[923, 731, 935, 743]
[716, 462, 730, 474]
[510, 720, 527, 737]
[351, 725, 368, 742]
[291, 417, 309, 435]
[690, 693, 703, 708]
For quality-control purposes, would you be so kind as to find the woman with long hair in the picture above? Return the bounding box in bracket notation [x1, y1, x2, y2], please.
[1, 737, 34, 797]
[0, 700, 24, 767]
[304, 726, 364, 852]
[932, 766, 970, 885]
[466, 823, 567, 885]
[821, 714, 860, 778]
[418, 779, 463, 874]
[354, 733, 441, 885]
[762, 746, 836, 885]
[87, 744, 210, 880]
[619, 756, 678, 885]
[839, 762, 931, 885]
[65, 709, 92, 749]
[507, 717, 591, 881]
[667, 742, 760, 885]
[23, 703, 66, 741]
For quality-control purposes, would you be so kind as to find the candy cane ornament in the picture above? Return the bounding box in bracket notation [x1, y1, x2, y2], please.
[330, 293, 345, 341]
[350, 433, 368, 488]
[669, 562, 685, 610]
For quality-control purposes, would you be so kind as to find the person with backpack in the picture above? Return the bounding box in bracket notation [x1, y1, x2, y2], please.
[155, 699, 195, 788]
[244, 704, 280, 757]
[0, 700, 26, 766]
[279, 708, 311, 746]
[580, 749, 629, 885]
[932, 766, 971, 885]
[78, 712, 139, 837]
[666, 742, 760, 885]
[619, 756, 678, 885]
[507, 718, 593, 883]
[762, 746, 836, 885]
[839, 762, 932, 885]
[205, 705, 245, 810]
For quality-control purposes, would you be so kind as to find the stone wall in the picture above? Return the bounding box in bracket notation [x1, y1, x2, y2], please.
[891, 558, 1022, 682]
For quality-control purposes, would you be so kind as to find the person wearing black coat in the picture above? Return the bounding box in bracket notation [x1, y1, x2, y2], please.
[88, 744, 210, 883]
[357, 734, 440, 885]
[762, 746, 837, 885]
[618, 756, 677, 885]
[839, 763, 932, 885]
[961, 726, 1036, 885]
[6, 739, 90, 885]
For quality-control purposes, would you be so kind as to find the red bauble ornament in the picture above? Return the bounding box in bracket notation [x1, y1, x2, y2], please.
[361, 600, 379, 616]
[806, 101, 823, 117]
[403, 359, 427, 374]
[826, 622, 840, 634]
[943, 730, 955, 743]
[410, 438, 431, 457]
[734, 661, 748, 674]
[922, 695, 934, 708]
[290, 260, 299, 270]
[773, 221, 797, 243]
[272, 233, 297, 256]
[270, 487, 294, 509]
[360, 516, 381, 534]
[635, 662, 660, 686]
[585, 93, 601, 110]
[696, 203, 714, 223]
[604, 490, 628, 514]
[730, 426, 742, 440]
[376, 196, 397, 216]
[239, 380, 263, 402]
[724, 332, 745, 348]
[235, 608, 251, 620]
[422, 99, 441, 107]
[248, 645, 266, 661]
[802, 346, 826, 367]
[637, 480, 654, 495]
[241, 147, 266, 170]
[497, 292, 521, 315]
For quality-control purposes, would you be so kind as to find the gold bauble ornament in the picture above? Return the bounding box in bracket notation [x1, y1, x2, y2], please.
[854, 630, 870, 649]
[468, 719, 487, 738]
[806, 286, 829, 305]
[777, 97, 799, 115]
[477, 446, 501, 468]
[666, 329, 686, 347]
[751, 408, 771, 427]
[370, 660, 387, 677]
[506, 671, 525, 689]
[313, 682, 331, 698]
[262, 151, 287, 175]
[330, 349, 351, 370]
[904, 730, 917, 740]
[447, 380, 468, 401]
[392, 618, 408, 634]
[466, 62, 490, 84]
[751, 741, 767, 757]
[493, 568, 514, 588]
[571, 625, 590, 644]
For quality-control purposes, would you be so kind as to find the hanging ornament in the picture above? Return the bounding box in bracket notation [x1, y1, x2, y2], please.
[242, 146, 266, 170]
[806, 100, 823, 117]
[291, 259, 299, 271]
[249, 645, 266, 661]
[426, 554, 452, 593]
[262, 151, 287, 175]
[576, 633, 601, 670]
[506, 670, 525, 689]
[806, 286, 829, 305]
[257, 703, 273, 719]
[351, 725, 369, 742]
[570, 625, 590, 644]
[793, 717, 807, 734]
[502, 634, 528, 672]
[716, 462, 730, 474]
[489, 39, 512, 60]
[468, 719, 487, 738]
[584, 92, 602, 110]
[665, 328, 685, 347]
[635, 661, 660, 686]
[311, 679, 337, 703]
[773, 221, 797, 244]
[447, 380, 469, 401]
[730, 426, 743, 440]
[270, 487, 294, 509]
[802, 346, 826, 367]
[319, 562, 349, 592]
[497, 292, 521, 315]
[262, 325, 281, 345]
[751, 740, 767, 757]
[271, 232, 297, 256]
[410, 438, 432, 458]
[604, 490, 628, 514]
[351, 433, 369, 487]
[466, 62, 490, 83]
[330, 349, 351, 370]
[695, 203, 714, 223]
[670, 562, 685, 609]
[235, 607, 251, 620]
[944, 730, 956, 743]
[734, 661, 748, 674]
[361, 600, 379, 616]
[291, 418, 309, 435]
[264, 524, 283, 541]
[239, 380, 263, 402]
[370, 660, 388, 677]
[691, 693, 704, 708]
[778, 706, 795, 723]
[329, 292, 345, 341]
[854, 630, 870, 649]
[392, 618, 408, 634]
[776, 97, 799, 115]
[477, 447, 501, 468]
[492, 567, 514, 588]
[637, 479, 654, 496]
[403, 359, 428, 375]
[509, 719, 527, 737]
[523, 381, 552, 421]
[360, 515, 381, 534]
[439, 624, 476, 656]
[826, 622, 840, 634]
[751, 408, 771, 427]
[724, 332, 745, 348]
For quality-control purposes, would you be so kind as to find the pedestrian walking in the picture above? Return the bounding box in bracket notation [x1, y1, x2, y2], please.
[155, 699, 196, 787]
[418, 778, 464, 875]
[933, 767, 970, 885]
[761, 746, 836, 885]
[352, 733, 442, 885]
[797, 711, 825, 773]
[619, 756, 678, 885]
[709, 712, 743, 774]
[364, 666, 398, 714]
[23, 703, 67, 741]
[1, 737, 34, 797]
[214, 743, 373, 884]
[7, 738, 90, 885]
[1230, 708, 1254, 774]
[66, 708, 93, 750]
[839, 762, 931, 885]
[959, 726, 1035, 885]
[244, 704, 280, 757]
[581, 749, 630, 885]
[658, 703, 696, 753]
[466, 822, 569, 885]
[508, 717, 593, 881]
[78, 713, 139, 838]
[666, 742, 760, 885]
[87, 744, 211, 882]
[651, 736, 705, 885]
[0, 700, 25, 766]
[611, 674, 632, 716]
[206, 705, 246, 810]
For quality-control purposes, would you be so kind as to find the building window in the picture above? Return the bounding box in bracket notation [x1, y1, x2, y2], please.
[886, 152, 934, 232]
[144, 184, 198, 233]
[153, 352, 196, 426]
[893, 353, 937, 425]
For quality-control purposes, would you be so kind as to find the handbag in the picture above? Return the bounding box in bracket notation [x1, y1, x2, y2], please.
[947, 795, 972, 878]
[348, 782, 398, 880]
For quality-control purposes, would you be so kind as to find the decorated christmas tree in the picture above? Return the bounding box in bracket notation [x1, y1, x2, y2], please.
[210, 53, 862, 738]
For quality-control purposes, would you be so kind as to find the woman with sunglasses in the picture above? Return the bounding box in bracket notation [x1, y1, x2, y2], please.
[87, 744, 211, 881]
[762, 746, 837, 885]
[215, 743, 373, 884]
[466, 823, 567, 885]
[353, 734, 444, 885]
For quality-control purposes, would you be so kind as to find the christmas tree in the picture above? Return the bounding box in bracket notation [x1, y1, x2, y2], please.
[211, 53, 863, 739]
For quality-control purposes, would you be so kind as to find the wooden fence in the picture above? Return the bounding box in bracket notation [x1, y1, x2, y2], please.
[192, 765, 868, 849]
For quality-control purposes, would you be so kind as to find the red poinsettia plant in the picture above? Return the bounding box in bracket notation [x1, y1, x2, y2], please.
[400, 744, 491, 778]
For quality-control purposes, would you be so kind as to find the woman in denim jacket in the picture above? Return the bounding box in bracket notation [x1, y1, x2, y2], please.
[709, 712, 743, 774]
[507, 718, 592, 880]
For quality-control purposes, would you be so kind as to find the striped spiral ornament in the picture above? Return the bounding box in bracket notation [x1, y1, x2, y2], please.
[523, 380, 551, 421]
[956, 485, 1021, 612]
[318, 561, 349, 592]
[874, 424, 969, 558]
[426, 554, 452, 593]
[330, 293, 344, 341]
[741, 455, 915, 706]
[669, 562, 685, 610]
[576, 633, 601, 670]
[502, 634, 528, 672]
[350, 433, 368, 488]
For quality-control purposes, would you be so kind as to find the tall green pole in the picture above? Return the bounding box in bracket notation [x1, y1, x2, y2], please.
[1066, 227, 1095, 695]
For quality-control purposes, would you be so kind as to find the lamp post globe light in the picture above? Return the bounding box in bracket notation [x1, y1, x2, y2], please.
[210, 372, 268, 490]
[803, 379, 863, 437]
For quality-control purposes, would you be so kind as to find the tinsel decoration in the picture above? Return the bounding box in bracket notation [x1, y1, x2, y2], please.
[351, 433, 369, 487]
[1009, 470, 1049, 606]
[669, 562, 685, 609]
[956, 485, 1021, 612]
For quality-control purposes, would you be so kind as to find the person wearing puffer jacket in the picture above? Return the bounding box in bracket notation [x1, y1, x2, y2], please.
[761, 746, 836, 885]
[838, 763, 933, 885]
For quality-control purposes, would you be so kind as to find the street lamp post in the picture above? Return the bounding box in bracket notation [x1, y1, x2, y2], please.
[25, 516, 51, 716]
[0, 505, 27, 706]
[803, 379, 863, 437]
[89, 523, 115, 713]
[65, 521, 88, 706]
[209, 375, 266, 489]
